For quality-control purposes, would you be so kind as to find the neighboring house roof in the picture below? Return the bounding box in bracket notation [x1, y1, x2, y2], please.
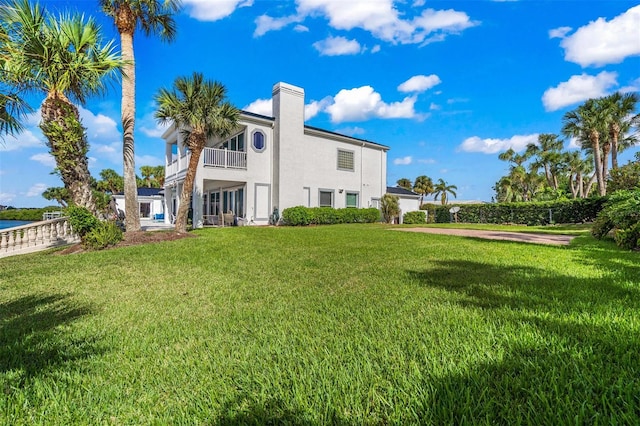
[387, 186, 420, 197]
[115, 188, 163, 197]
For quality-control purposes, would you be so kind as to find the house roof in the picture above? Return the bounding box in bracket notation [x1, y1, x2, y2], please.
[115, 187, 163, 197]
[304, 124, 389, 150]
[387, 186, 420, 197]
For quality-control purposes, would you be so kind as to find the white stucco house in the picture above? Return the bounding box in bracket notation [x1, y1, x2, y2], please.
[113, 187, 165, 222]
[386, 186, 422, 224]
[161, 82, 389, 226]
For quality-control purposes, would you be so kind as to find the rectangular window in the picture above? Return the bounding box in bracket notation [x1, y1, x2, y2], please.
[337, 149, 355, 171]
[220, 133, 245, 152]
[319, 190, 333, 207]
[346, 192, 358, 208]
[139, 202, 151, 218]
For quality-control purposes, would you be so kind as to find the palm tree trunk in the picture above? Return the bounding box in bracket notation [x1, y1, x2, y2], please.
[601, 142, 610, 195]
[590, 131, 605, 196]
[121, 29, 140, 232]
[584, 173, 596, 198]
[175, 139, 204, 233]
[611, 124, 620, 169]
[40, 92, 96, 213]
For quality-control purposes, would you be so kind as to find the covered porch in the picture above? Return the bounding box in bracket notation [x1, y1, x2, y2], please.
[199, 180, 247, 227]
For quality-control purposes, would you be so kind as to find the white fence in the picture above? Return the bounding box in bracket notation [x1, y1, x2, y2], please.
[203, 148, 247, 169]
[0, 217, 79, 258]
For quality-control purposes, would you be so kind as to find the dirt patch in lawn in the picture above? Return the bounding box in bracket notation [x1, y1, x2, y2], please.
[394, 227, 576, 246]
[56, 231, 195, 255]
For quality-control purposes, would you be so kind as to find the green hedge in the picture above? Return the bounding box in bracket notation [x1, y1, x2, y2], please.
[282, 206, 380, 226]
[403, 211, 426, 224]
[432, 198, 607, 225]
[0, 206, 62, 221]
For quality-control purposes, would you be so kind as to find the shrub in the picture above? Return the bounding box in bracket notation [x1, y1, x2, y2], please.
[66, 205, 99, 238]
[380, 194, 400, 224]
[83, 221, 123, 250]
[282, 206, 312, 226]
[592, 190, 640, 250]
[281, 206, 380, 226]
[403, 210, 426, 224]
[420, 204, 437, 223]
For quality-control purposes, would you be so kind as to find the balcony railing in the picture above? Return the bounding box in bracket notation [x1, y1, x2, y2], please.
[0, 217, 80, 258]
[203, 147, 247, 169]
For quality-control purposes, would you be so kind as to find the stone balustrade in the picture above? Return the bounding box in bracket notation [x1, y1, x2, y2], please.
[0, 217, 80, 258]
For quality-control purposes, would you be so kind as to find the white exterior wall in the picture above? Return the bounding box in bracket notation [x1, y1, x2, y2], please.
[162, 81, 389, 226]
[397, 196, 421, 223]
[112, 195, 164, 220]
[300, 132, 387, 208]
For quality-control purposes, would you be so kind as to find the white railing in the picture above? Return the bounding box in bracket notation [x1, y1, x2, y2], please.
[203, 148, 247, 169]
[166, 159, 178, 177]
[0, 217, 79, 258]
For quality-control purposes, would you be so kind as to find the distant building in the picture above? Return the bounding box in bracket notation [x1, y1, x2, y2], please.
[386, 186, 421, 223]
[112, 187, 164, 221]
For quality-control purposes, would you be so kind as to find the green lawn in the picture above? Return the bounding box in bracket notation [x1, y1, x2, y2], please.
[1, 224, 638, 424]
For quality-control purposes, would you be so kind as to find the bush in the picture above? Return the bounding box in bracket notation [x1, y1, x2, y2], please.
[403, 210, 426, 224]
[66, 205, 99, 238]
[83, 221, 123, 250]
[281, 206, 380, 226]
[592, 190, 640, 250]
[380, 194, 400, 224]
[282, 206, 312, 226]
[420, 204, 437, 223]
[430, 198, 607, 225]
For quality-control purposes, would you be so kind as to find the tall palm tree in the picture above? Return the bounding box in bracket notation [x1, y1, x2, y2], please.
[1, 0, 121, 211]
[413, 175, 433, 207]
[600, 92, 639, 169]
[565, 151, 595, 198]
[155, 72, 239, 233]
[0, 11, 30, 138]
[433, 178, 457, 205]
[100, 0, 181, 232]
[525, 134, 565, 191]
[396, 178, 412, 191]
[562, 99, 608, 196]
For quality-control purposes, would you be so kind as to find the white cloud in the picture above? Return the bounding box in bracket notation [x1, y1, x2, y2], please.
[258, 1, 478, 45]
[398, 74, 441, 93]
[305, 97, 332, 120]
[0, 192, 16, 204]
[26, 183, 48, 197]
[255, 14, 301, 37]
[371, 45, 381, 53]
[549, 26, 572, 39]
[417, 158, 436, 164]
[334, 126, 365, 136]
[313, 36, 363, 56]
[243, 98, 273, 116]
[294, 24, 309, 32]
[136, 154, 164, 167]
[326, 86, 419, 123]
[429, 103, 441, 110]
[393, 156, 413, 165]
[0, 129, 44, 151]
[459, 134, 539, 154]
[567, 137, 582, 149]
[30, 153, 56, 167]
[184, 0, 253, 22]
[542, 71, 618, 111]
[559, 5, 640, 67]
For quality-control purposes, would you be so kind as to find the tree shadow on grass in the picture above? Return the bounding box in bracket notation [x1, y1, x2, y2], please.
[406, 260, 640, 423]
[212, 396, 319, 425]
[0, 294, 100, 387]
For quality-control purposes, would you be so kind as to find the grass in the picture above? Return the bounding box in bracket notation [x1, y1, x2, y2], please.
[398, 222, 593, 235]
[1, 224, 638, 424]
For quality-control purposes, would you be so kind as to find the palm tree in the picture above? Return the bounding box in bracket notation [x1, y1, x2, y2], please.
[155, 72, 240, 233]
[433, 178, 457, 205]
[562, 99, 608, 196]
[380, 193, 400, 224]
[0, 11, 30, 138]
[600, 92, 639, 169]
[396, 178, 412, 191]
[1, 0, 122, 212]
[413, 175, 433, 206]
[525, 134, 565, 191]
[100, 0, 182, 232]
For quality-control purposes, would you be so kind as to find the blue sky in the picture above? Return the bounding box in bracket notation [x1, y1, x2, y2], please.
[1, 0, 639, 207]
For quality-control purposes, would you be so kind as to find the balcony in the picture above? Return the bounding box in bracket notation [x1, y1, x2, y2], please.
[203, 147, 247, 169]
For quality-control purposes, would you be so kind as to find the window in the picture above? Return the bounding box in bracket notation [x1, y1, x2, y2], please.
[337, 149, 354, 171]
[220, 133, 245, 152]
[319, 190, 333, 207]
[139, 202, 151, 218]
[346, 192, 359, 208]
[252, 130, 266, 152]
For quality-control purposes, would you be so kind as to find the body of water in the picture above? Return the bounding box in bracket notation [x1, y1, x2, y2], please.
[0, 220, 33, 230]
